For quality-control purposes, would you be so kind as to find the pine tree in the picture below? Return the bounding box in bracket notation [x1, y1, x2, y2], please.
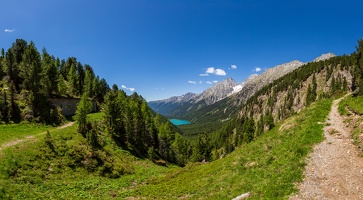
[75, 93, 92, 137]
[9, 39, 28, 90]
[84, 69, 93, 97]
[76, 62, 85, 95]
[42, 48, 58, 95]
[0, 58, 4, 80]
[19, 41, 44, 117]
[67, 64, 77, 96]
[1, 87, 9, 123]
[58, 74, 67, 96]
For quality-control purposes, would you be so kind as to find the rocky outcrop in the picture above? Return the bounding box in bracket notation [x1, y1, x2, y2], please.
[193, 78, 239, 106]
[313, 52, 336, 62]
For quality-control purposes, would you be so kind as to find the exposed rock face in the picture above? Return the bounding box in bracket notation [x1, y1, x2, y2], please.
[231, 60, 305, 106]
[231, 53, 335, 106]
[229, 74, 258, 96]
[193, 78, 239, 106]
[313, 52, 336, 62]
[147, 92, 196, 116]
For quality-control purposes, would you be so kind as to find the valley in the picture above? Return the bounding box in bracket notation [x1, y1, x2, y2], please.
[1, 38, 363, 199]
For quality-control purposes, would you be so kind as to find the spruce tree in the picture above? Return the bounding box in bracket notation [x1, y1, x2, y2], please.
[75, 93, 92, 137]
[67, 64, 77, 96]
[20, 41, 44, 117]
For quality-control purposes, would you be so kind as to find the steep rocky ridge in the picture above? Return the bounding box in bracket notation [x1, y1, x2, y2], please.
[239, 56, 352, 130]
[183, 53, 341, 127]
[231, 60, 305, 106]
[148, 78, 239, 117]
[193, 78, 239, 106]
[149, 53, 337, 125]
[229, 74, 258, 96]
[313, 52, 336, 62]
[147, 92, 196, 117]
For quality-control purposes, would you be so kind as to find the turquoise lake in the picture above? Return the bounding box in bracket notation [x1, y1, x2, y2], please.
[170, 119, 191, 126]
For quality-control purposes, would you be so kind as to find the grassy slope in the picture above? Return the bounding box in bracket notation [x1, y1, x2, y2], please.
[0, 123, 56, 145]
[123, 99, 332, 199]
[0, 100, 331, 199]
[338, 95, 363, 115]
[0, 113, 178, 199]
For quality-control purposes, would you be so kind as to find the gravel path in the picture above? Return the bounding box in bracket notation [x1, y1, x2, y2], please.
[0, 121, 74, 151]
[291, 96, 363, 199]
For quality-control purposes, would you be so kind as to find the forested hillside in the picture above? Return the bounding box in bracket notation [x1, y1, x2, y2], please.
[205, 39, 363, 158]
[161, 39, 363, 162]
[0, 39, 109, 124]
[0, 39, 187, 165]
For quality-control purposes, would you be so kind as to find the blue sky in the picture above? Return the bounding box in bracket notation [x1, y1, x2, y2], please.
[2, 0, 363, 101]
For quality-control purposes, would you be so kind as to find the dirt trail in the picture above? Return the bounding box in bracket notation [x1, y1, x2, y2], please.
[0, 121, 74, 151]
[291, 96, 363, 199]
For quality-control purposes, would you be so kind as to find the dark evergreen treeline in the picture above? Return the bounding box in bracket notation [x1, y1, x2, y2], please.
[0, 39, 109, 124]
[102, 86, 180, 163]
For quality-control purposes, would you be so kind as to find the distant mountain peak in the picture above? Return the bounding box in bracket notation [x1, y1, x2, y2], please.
[313, 52, 336, 62]
[193, 77, 238, 105]
[229, 74, 258, 96]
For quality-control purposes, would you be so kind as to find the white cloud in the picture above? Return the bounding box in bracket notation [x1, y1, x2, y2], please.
[255, 67, 261, 72]
[206, 67, 215, 74]
[205, 67, 227, 76]
[199, 73, 209, 77]
[213, 80, 218, 83]
[215, 69, 226, 76]
[188, 80, 197, 84]
[122, 84, 135, 92]
[206, 81, 212, 84]
[4, 29, 15, 33]
[231, 64, 237, 69]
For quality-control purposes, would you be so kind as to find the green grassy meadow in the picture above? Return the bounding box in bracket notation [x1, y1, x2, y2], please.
[0, 100, 331, 199]
[0, 123, 55, 145]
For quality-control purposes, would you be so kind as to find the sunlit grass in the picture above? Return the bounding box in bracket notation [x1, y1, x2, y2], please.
[0, 100, 331, 199]
[122, 99, 331, 199]
[339, 95, 363, 115]
[0, 122, 54, 145]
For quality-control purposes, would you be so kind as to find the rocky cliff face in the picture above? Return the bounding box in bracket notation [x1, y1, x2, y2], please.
[231, 60, 305, 106]
[229, 74, 258, 96]
[238, 55, 351, 133]
[192, 78, 239, 106]
[231, 53, 336, 106]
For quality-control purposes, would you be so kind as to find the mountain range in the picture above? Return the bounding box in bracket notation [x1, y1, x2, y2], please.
[148, 53, 336, 120]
